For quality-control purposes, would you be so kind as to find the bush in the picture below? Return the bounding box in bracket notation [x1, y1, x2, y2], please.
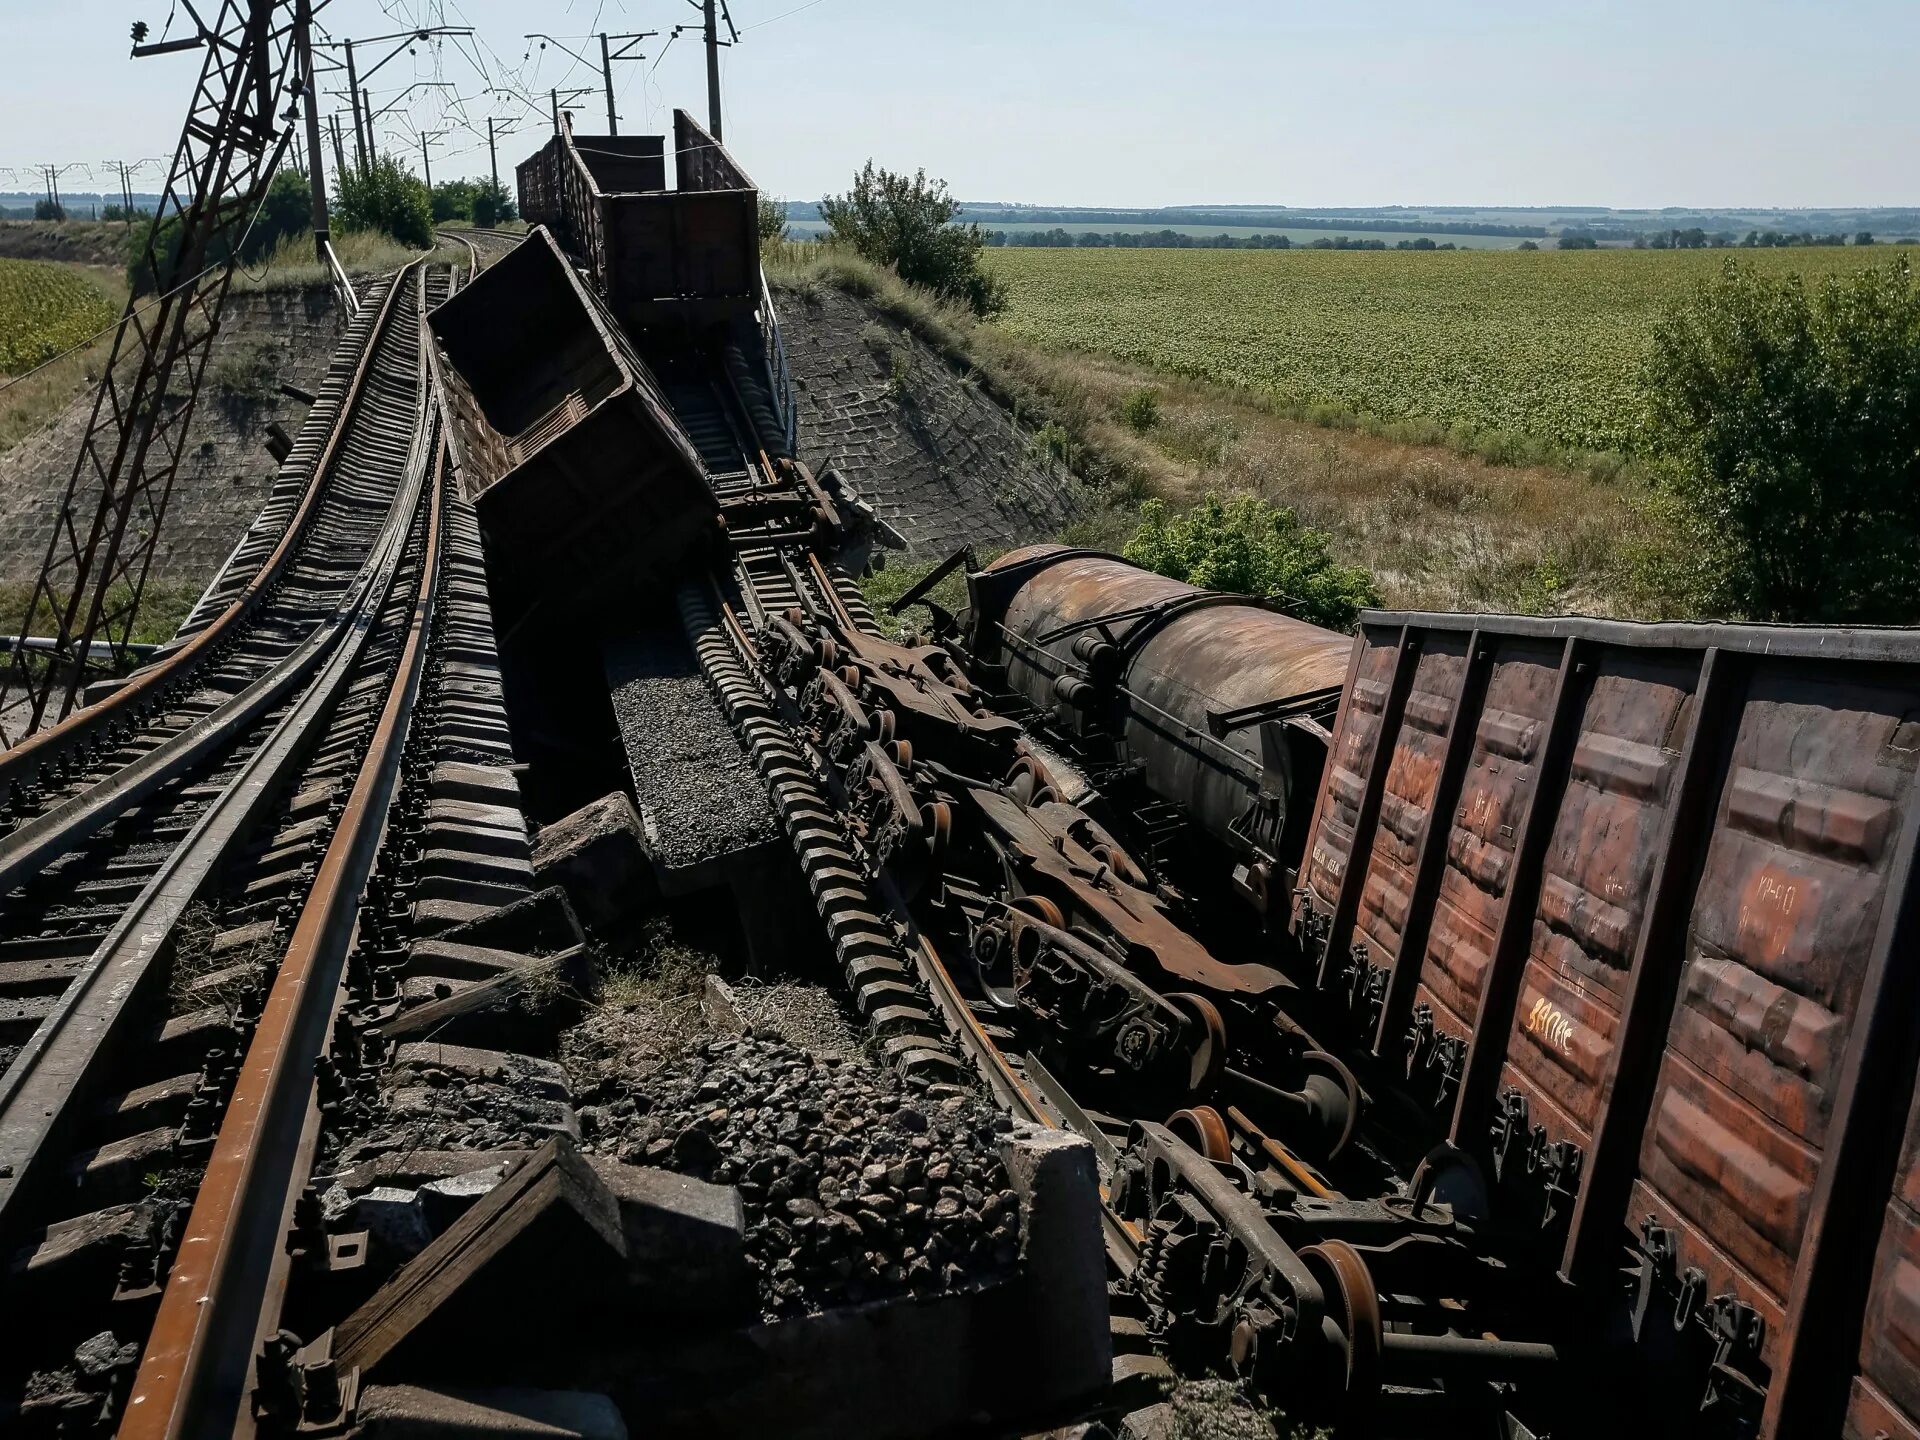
[331, 156, 433, 250]
[33, 199, 65, 222]
[1124, 494, 1380, 630]
[250, 168, 313, 259]
[431, 179, 480, 223]
[1120, 388, 1160, 431]
[1644, 255, 1920, 622]
[1558, 234, 1597, 250]
[758, 194, 790, 244]
[126, 167, 319, 295]
[819, 162, 1006, 317]
[471, 179, 517, 227]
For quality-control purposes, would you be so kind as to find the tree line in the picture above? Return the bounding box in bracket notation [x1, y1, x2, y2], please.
[984, 229, 1464, 251]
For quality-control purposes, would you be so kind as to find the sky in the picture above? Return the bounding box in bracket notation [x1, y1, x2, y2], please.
[1, 0, 1915, 210]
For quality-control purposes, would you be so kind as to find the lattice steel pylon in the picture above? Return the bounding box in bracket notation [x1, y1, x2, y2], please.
[1, 0, 320, 745]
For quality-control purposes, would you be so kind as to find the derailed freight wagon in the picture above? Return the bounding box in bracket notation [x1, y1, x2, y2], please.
[517, 109, 761, 334]
[426, 226, 718, 628]
[1289, 612, 1920, 1436]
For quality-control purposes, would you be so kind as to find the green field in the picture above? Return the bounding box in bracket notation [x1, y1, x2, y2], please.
[986, 245, 1892, 455]
[0, 257, 118, 375]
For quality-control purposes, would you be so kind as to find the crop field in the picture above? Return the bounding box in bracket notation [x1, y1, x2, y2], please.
[986, 245, 1888, 454]
[0, 257, 118, 375]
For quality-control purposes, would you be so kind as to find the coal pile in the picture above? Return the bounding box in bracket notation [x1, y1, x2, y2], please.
[578, 1034, 1021, 1319]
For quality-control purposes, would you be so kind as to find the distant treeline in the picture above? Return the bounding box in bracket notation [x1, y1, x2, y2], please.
[985, 228, 1464, 251]
[958, 207, 1546, 238]
[1562, 227, 1893, 250]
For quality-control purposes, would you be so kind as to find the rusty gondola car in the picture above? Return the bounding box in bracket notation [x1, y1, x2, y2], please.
[958, 547, 1920, 1437]
[517, 108, 761, 334]
[1291, 613, 1920, 1437]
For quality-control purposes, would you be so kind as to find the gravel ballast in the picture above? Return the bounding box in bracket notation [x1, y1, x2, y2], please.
[577, 1033, 1019, 1320]
[603, 632, 777, 877]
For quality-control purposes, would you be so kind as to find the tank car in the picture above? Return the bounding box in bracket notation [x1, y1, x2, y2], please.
[963, 544, 1353, 914]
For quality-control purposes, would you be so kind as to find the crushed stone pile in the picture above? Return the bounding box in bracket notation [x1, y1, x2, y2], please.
[578, 1033, 1020, 1319]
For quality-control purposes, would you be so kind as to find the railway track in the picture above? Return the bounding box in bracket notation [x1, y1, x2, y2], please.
[0, 245, 507, 1435]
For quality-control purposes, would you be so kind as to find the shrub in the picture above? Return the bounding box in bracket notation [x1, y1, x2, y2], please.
[758, 194, 790, 244]
[331, 156, 433, 250]
[431, 179, 479, 223]
[126, 167, 318, 295]
[1644, 255, 1920, 622]
[1124, 494, 1380, 630]
[250, 168, 314, 259]
[1557, 234, 1597, 250]
[471, 179, 517, 227]
[819, 162, 1006, 317]
[1120, 388, 1160, 431]
[33, 199, 65, 222]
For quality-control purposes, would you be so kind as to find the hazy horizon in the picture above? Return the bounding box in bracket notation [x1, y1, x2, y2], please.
[4, 1, 1916, 210]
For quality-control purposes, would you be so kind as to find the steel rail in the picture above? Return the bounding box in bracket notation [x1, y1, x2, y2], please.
[122, 428, 446, 1440]
[0, 280, 437, 1235]
[0, 267, 415, 801]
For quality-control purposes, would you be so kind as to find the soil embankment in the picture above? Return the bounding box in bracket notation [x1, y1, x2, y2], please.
[0, 285, 343, 594]
[773, 282, 1086, 557]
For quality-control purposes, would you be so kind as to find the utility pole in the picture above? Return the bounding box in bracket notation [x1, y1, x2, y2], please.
[329, 114, 348, 186]
[295, 0, 330, 261]
[343, 38, 367, 174]
[418, 130, 445, 191]
[105, 161, 135, 223]
[546, 87, 592, 135]
[487, 117, 500, 191]
[322, 28, 472, 176]
[600, 33, 617, 135]
[702, 0, 723, 141]
[527, 33, 652, 137]
[360, 88, 376, 166]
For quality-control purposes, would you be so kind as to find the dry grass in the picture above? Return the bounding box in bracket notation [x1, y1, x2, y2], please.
[767, 242, 1698, 619]
[231, 228, 428, 292]
[563, 916, 717, 1087]
[1033, 353, 1695, 617]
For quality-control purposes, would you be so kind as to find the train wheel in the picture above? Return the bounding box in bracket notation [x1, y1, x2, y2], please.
[921, 801, 951, 865]
[1005, 758, 1040, 806]
[1167, 1104, 1232, 1162]
[1299, 1239, 1382, 1424]
[1167, 992, 1228, 1096]
[1007, 894, 1064, 928]
[1302, 1049, 1363, 1161]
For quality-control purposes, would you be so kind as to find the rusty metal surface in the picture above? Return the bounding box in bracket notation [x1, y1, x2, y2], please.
[1348, 631, 1469, 1020]
[970, 546, 1351, 870]
[1291, 608, 1920, 1434]
[1496, 651, 1700, 1176]
[1852, 1088, 1920, 1439]
[428, 226, 717, 622]
[969, 786, 1288, 996]
[121, 437, 447, 1440]
[1629, 661, 1920, 1374]
[514, 111, 757, 328]
[1301, 625, 1404, 915]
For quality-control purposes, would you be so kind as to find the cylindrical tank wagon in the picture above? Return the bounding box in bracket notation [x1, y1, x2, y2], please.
[964, 545, 1353, 909]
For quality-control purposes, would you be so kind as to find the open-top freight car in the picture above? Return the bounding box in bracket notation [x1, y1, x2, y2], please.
[958, 546, 1920, 1437]
[1289, 611, 1920, 1438]
[517, 109, 762, 335]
